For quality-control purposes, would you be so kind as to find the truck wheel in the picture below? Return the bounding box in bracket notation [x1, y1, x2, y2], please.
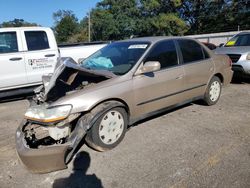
[85, 107, 128, 151]
[203, 76, 222, 105]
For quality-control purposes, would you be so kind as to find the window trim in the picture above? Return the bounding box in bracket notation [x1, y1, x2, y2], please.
[201, 46, 211, 59]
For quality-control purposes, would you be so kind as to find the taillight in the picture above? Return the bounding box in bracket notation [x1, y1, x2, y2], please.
[228, 58, 232, 67]
[247, 53, 250, 60]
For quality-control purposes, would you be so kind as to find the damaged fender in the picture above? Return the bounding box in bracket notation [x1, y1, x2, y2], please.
[65, 100, 127, 162]
[16, 101, 126, 173]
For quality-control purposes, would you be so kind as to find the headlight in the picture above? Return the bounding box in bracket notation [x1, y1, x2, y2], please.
[247, 53, 250, 60]
[25, 105, 72, 123]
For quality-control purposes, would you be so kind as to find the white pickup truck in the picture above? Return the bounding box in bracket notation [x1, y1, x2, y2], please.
[0, 27, 106, 97]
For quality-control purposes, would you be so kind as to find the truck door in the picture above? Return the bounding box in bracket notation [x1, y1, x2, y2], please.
[22, 30, 58, 85]
[0, 31, 27, 90]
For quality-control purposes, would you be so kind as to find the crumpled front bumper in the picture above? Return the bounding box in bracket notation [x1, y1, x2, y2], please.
[15, 123, 70, 173]
[15, 118, 88, 173]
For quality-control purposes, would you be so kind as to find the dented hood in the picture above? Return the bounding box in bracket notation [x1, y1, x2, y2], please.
[43, 57, 116, 101]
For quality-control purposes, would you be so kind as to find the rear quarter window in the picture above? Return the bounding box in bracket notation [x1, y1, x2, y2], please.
[25, 31, 49, 51]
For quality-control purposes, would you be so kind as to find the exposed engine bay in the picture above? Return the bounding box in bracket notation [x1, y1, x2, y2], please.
[23, 113, 80, 149]
[33, 57, 115, 104]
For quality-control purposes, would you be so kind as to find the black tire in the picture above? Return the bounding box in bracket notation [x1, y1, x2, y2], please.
[232, 72, 243, 83]
[85, 107, 128, 152]
[203, 76, 222, 106]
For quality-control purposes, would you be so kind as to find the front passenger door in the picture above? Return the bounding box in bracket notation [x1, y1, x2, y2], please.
[132, 40, 185, 117]
[0, 31, 27, 90]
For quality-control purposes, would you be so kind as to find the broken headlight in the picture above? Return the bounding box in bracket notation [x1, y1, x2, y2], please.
[25, 105, 72, 123]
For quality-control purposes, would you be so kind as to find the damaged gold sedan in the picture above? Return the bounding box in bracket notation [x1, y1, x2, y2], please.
[16, 37, 233, 173]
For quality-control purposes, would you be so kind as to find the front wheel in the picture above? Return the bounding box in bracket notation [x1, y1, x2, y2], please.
[85, 107, 128, 151]
[203, 76, 222, 105]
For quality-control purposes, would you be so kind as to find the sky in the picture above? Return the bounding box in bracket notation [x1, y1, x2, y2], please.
[0, 0, 100, 27]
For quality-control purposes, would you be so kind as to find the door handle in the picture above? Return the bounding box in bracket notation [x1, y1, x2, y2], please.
[9, 57, 22, 61]
[45, 54, 55, 57]
[175, 75, 183, 80]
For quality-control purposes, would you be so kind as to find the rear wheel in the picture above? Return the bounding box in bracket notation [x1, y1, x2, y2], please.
[85, 107, 128, 151]
[203, 76, 222, 105]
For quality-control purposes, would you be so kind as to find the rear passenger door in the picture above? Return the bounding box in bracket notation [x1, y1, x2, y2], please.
[0, 31, 27, 90]
[177, 39, 213, 99]
[133, 40, 185, 117]
[21, 30, 58, 85]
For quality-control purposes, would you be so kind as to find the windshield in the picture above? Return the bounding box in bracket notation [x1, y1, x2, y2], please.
[225, 34, 250, 47]
[80, 41, 150, 75]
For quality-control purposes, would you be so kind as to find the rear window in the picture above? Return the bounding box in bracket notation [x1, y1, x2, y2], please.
[25, 31, 49, 51]
[178, 39, 204, 63]
[225, 34, 250, 47]
[0, 32, 18, 53]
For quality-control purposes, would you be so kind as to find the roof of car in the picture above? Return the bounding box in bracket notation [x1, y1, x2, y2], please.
[121, 36, 196, 43]
[238, 31, 250, 35]
[0, 26, 52, 32]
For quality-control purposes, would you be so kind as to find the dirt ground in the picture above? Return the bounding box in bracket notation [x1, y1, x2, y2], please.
[0, 81, 249, 188]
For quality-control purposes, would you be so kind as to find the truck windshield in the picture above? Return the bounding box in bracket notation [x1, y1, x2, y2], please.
[225, 34, 250, 47]
[80, 41, 150, 75]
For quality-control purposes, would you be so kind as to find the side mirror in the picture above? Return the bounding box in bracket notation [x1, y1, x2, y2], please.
[136, 61, 161, 75]
[78, 58, 85, 64]
[219, 43, 224, 47]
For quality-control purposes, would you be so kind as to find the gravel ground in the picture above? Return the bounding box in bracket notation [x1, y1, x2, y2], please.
[0, 82, 249, 188]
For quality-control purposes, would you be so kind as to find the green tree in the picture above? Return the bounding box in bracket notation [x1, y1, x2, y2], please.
[52, 0, 250, 42]
[138, 0, 188, 36]
[150, 13, 188, 35]
[91, 0, 139, 41]
[67, 17, 89, 43]
[0, 19, 38, 28]
[179, 0, 250, 34]
[90, 0, 189, 41]
[53, 10, 80, 43]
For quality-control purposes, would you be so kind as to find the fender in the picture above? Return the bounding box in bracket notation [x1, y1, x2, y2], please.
[65, 101, 126, 163]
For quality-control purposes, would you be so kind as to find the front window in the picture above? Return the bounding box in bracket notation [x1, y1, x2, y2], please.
[225, 34, 250, 47]
[0, 32, 18, 53]
[145, 40, 178, 69]
[80, 41, 150, 75]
